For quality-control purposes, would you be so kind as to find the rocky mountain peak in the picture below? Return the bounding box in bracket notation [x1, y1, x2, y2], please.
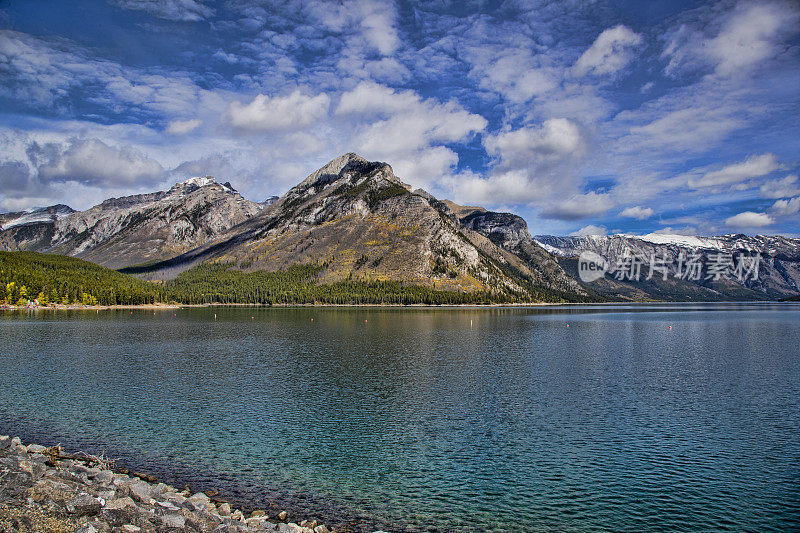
[169, 175, 236, 194]
[0, 204, 76, 231]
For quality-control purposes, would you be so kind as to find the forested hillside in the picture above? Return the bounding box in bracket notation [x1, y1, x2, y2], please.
[0, 252, 159, 305]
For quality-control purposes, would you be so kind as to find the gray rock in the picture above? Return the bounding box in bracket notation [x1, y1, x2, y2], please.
[105, 496, 136, 510]
[211, 526, 240, 533]
[156, 500, 180, 511]
[128, 480, 153, 502]
[27, 443, 48, 454]
[184, 491, 210, 511]
[66, 494, 102, 516]
[160, 513, 185, 529]
[94, 470, 114, 485]
[74, 525, 98, 533]
[217, 502, 232, 516]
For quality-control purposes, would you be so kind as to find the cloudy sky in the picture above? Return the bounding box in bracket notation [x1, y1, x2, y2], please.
[0, 0, 798, 236]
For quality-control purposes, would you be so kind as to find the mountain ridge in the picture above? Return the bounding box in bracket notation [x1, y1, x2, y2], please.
[125, 153, 585, 301]
[2, 153, 799, 302]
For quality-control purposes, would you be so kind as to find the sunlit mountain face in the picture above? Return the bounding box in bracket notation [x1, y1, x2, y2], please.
[0, 0, 798, 237]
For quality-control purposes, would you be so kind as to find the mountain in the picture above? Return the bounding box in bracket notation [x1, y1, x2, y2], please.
[0, 177, 263, 269]
[128, 154, 585, 301]
[0, 204, 75, 230]
[4, 153, 796, 303]
[535, 234, 800, 301]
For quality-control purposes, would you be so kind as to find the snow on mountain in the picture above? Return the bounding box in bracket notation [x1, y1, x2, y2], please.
[0, 205, 75, 231]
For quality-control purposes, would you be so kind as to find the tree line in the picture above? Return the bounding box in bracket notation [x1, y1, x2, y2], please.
[1, 251, 584, 306]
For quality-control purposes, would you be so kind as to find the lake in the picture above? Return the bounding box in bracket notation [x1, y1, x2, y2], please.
[1, 304, 799, 531]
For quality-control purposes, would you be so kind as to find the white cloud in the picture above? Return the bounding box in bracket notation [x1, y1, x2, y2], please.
[336, 82, 486, 172]
[543, 192, 614, 221]
[307, 0, 399, 56]
[691, 153, 780, 187]
[619, 206, 654, 219]
[760, 175, 800, 199]
[484, 118, 585, 169]
[574, 24, 643, 77]
[622, 104, 743, 154]
[335, 81, 418, 117]
[471, 50, 559, 103]
[663, 1, 799, 78]
[705, 2, 796, 77]
[166, 118, 202, 135]
[226, 90, 331, 132]
[725, 211, 774, 228]
[450, 118, 591, 210]
[768, 196, 800, 216]
[113, 0, 214, 22]
[32, 138, 165, 188]
[570, 224, 607, 236]
[0, 30, 225, 116]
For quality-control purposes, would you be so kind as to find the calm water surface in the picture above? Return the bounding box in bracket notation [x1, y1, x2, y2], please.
[1, 304, 799, 531]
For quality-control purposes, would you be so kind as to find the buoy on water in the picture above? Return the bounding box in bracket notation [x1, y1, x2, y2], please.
[566, 324, 570, 328]
[669, 325, 673, 330]
[214, 313, 217, 320]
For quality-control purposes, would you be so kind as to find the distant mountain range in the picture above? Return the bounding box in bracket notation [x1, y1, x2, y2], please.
[2, 153, 798, 302]
[1, 178, 262, 269]
[536, 234, 800, 301]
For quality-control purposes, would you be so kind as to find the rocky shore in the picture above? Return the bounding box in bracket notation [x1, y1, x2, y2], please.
[0, 436, 345, 533]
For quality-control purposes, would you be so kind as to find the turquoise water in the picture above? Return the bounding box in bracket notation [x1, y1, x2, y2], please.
[1, 304, 799, 531]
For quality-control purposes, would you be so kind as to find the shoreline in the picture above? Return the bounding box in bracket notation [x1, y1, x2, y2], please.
[0, 435, 340, 533]
[0, 300, 789, 312]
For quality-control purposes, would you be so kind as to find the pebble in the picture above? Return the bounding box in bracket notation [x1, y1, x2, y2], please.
[0, 435, 338, 533]
[66, 494, 102, 516]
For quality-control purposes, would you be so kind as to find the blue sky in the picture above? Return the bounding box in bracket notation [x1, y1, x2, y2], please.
[0, 0, 798, 236]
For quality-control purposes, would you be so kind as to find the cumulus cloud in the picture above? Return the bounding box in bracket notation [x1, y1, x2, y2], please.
[760, 175, 800, 199]
[691, 153, 781, 187]
[113, 0, 214, 22]
[570, 224, 608, 236]
[30, 138, 165, 188]
[470, 49, 560, 103]
[769, 196, 800, 216]
[484, 118, 586, 170]
[226, 90, 331, 132]
[446, 118, 589, 208]
[725, 211, 774, 228]
[574, 24, 643, 77]
[543, 192, 614, 221]
[166, 118, 202, 135]
[621, 104, 744, 154]
[335, 82, 486, 179]
[0, 161, 31, 192]
[619, 206, 654, 219]
[307, 0, 399, 56]
[663, 1, 799, 78]
[450, 118, 591, 210]
[0, 30, 222, 116]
